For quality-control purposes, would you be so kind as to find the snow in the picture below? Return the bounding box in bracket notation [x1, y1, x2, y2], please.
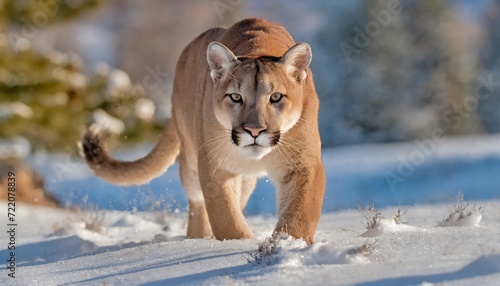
[2, 134, 500, 285]
[360, 218, 419, 237]
[438, 204, 484, 228]
[91, 109, 125, 134]
[0, 102, 33, 121]
[134, 98, 156, 121]
[106, 69, 132, 97]
[1, 201, 499, 285]
[0, 137, 31, 159]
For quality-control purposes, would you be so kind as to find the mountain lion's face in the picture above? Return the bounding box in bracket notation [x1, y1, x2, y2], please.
[207, 42, 311, 160]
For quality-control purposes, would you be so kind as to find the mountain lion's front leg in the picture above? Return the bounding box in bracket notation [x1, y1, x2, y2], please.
[198, 155, 253, 240]
[273, 160, 326, 244]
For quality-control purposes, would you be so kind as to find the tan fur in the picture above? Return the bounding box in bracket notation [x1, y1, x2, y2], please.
[81, 18, 325, 244]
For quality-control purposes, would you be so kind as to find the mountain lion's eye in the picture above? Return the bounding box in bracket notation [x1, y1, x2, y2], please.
[228, 93, 243, 103]
[270, 93, 283, 103]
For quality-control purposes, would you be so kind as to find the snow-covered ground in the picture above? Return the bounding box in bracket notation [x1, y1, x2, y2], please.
[2, 134, 500, 285]
[1, 200, 499, 285]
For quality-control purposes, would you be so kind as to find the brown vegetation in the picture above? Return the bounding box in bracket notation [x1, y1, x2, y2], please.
[0, 158, 59, 207]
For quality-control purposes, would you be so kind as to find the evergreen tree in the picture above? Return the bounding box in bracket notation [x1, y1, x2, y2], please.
[478, 0, 500, 133]
[315, 0, 482, 146]
[0, 0, 162, 155]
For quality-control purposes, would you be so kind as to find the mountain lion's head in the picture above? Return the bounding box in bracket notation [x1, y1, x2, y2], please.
[207, 42, 312, 160]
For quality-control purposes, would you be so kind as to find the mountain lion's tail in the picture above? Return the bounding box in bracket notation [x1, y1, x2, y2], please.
[79, 119, 180, 186]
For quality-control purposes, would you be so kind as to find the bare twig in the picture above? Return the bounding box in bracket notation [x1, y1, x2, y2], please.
[358, 203, 381, 230]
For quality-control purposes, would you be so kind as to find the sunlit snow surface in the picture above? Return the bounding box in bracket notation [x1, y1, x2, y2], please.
[2, 134, 500, 285]
[0, 201, 499, 285]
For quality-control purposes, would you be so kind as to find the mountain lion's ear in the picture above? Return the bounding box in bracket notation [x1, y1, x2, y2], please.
[207, 42, 238, 82]
[280, 43, 312, 82]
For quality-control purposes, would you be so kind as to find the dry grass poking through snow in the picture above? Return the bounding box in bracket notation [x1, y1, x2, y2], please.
[247, 232, 282, 266]
[393, 204, 408, 224]
[245, 194, 485, 268]
[358, 202, 381, 230]
[346, 242, 374, 256]
[77, 204, 106, 233]
[51, 202, 106, 236]
[438, 192, 483, 227]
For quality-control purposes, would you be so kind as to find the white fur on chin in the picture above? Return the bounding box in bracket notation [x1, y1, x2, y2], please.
[239, 133, 273, 160]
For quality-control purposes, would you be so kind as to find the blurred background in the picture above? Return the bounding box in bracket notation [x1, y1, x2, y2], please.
[0, 0, 499, 213]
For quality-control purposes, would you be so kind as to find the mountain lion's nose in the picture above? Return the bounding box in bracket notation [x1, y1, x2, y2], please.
[243, 126, 266, 138]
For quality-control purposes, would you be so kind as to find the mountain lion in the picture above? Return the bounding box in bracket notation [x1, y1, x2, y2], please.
[81, 18, 325, 244]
